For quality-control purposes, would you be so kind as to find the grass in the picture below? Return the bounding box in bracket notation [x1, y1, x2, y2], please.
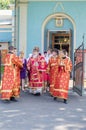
[0, 65, 4, 74]
[0, 66, 4, 91]
[0, 65, 4, 83]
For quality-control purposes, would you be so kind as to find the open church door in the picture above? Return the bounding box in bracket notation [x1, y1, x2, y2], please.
[73, 42, 84, 96]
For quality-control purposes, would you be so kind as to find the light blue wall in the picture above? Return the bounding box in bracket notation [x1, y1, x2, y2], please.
[0, 31, 12, 43]
[26, 1, 86, 56]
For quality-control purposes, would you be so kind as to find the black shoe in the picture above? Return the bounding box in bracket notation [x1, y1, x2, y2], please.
[10, 97, 18, 102]
[3, 99, 10, 103]
[54, 97, 57, 100]
[50, 94, 53, 97]
[34, 93, 41, 96]
[64, 99, 67, 104]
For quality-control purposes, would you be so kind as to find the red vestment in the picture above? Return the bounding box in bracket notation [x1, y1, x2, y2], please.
[38, 56, 47, 82]
[47, 56, 60, 95]
[1, 53, 22, 100]
[27, 55, 46, 94]
[53, 57, 72, 99]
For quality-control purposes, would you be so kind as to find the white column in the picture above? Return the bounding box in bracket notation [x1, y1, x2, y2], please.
[12, 15, 15, 46]
[47, 30, 50, 48]
[19, 3, 27, 57]
[15, 4, 19, 50]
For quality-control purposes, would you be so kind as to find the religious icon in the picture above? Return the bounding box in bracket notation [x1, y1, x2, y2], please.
[56, 18, 63, 27]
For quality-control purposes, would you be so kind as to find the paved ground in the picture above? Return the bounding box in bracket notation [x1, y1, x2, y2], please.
[0, 90, 86, 130]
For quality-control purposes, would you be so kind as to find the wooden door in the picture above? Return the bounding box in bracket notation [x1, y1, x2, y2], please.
[52, 30, 71, 56]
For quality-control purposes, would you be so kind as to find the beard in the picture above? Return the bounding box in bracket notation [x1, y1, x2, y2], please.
[33, 54, 38, 58]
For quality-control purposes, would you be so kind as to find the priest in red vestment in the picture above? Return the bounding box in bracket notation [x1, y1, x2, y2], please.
[53, 49, 72, 104]
[47, 48, 60, 96]
[1, 46, 23, 102]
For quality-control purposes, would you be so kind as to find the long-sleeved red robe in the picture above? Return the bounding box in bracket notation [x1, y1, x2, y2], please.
[53, 57, 72, 99]
[47, 56, 60, 95]
[27, 55, 46, 94]
[1, 53, 22, 100]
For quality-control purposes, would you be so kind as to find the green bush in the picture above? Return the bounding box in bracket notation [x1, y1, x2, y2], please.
[1, 66, 4, 74]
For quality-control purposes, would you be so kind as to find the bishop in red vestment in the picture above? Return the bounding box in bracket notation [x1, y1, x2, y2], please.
[27, 47, 46, 95]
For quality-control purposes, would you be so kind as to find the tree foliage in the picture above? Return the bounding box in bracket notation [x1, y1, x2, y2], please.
[0, 0, 15, 9]
[10, 0, 15, 4]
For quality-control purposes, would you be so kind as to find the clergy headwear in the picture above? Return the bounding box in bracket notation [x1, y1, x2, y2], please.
[33, 47, 39, 52]
[52, 48, 58, 54]
[8, 46, 14, 51]
[20, 51, 24, 54]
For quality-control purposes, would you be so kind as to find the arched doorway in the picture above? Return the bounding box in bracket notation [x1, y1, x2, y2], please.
[42, 13, 76, 61]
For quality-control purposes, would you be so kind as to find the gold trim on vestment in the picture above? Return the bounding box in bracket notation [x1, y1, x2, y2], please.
[13, 88, 19, 91]
[1, 90, 12, 93]
[28, 87, 43, 89]
[33, 73, 37, 76]
[1, 98, 10, 100]
[30, 81, 43, 83]
[54, 89, 68, 93]
[38, 69, 46, 72]
[32, 78, 39, 80]
[51, 63, 58, 66]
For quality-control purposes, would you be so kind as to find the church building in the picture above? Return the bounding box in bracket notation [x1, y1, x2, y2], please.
[16, 0, 86, 58]
[0, 0, 86, 92]
[15, 0, 86, 90]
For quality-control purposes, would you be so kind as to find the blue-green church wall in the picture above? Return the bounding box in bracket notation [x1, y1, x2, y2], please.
[0, 31, 12, 43]
[26, 1, 86, 56]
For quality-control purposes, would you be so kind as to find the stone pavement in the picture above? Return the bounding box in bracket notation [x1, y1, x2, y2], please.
[0, 90, 86, 130]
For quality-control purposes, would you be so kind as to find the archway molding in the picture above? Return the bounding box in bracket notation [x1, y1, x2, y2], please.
[41, 12, 76, 53]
